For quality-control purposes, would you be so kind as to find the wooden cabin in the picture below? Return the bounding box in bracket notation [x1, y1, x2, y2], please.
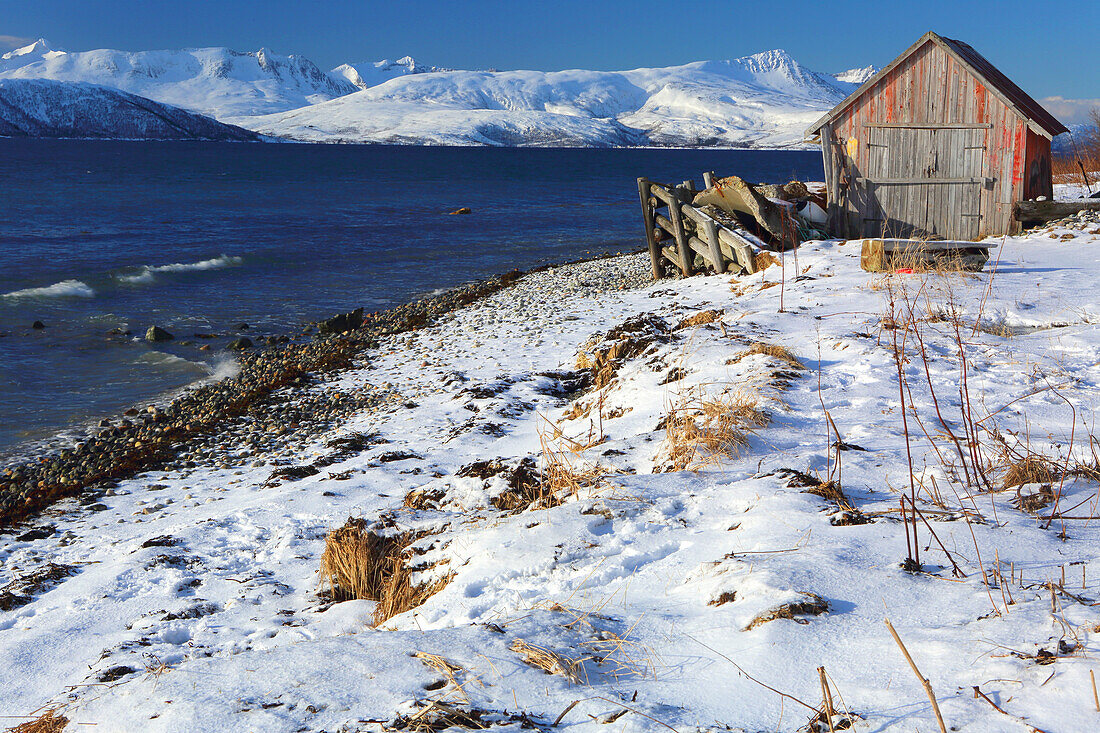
[806, 31, 1067, 241]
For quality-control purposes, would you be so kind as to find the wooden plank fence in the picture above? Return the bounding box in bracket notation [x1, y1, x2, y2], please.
[638, 177, 761, 280]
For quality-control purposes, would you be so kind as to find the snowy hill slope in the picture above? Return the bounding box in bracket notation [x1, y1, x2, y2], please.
[0, 79, 259, 140]
[244, 50, 860, 147]
[0, 39, 357, 119]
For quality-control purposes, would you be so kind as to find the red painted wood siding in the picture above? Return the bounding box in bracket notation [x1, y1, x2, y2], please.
[823, 38, 1033, 238]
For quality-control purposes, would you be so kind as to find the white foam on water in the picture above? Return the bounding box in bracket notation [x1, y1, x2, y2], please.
[204, 354, 241, 382]
[2, 278, 96, 299]
[117, 254, 243, 284]
[135, 350, 209, 373]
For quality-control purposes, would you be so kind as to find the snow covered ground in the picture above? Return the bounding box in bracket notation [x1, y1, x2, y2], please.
[4, 223, 1100, 732]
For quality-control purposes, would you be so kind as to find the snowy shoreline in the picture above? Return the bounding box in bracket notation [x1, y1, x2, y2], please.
[4, 226, 1100, 731]
[0, 249, 649, 526]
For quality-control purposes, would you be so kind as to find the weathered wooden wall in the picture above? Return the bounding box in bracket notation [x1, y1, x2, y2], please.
[819, 38, 1031, 240]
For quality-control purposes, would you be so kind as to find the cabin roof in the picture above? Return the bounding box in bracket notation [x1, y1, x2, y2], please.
[806, 31, 1068, 140]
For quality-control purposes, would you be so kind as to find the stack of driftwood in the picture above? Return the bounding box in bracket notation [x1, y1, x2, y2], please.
[637, 174, 827, 279]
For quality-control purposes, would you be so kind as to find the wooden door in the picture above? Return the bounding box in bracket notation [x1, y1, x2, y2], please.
[860, 126, 988, 240]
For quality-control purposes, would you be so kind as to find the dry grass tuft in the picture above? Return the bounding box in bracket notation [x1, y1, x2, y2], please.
[1003, 456, 1057, 489]
[804, 481, 853, 511]
[576, 314, 671, 389]
[538, 432, 608, 510]
[537, 602, 656, 681]
[744, 593, 829, 630]
[5, 710, 68, 733]
[1012, 485, 1055, 513]
[661, 389, 767, 472]
[414, 652, 476, 702]
[709, 591, 737, 606]
[754, 251, 779, 271]
[404, 487, 446, 511]
[319, 518, 451, 626]
[510, 639, 585, 683]
[675, 309, 723, 331]
[727, 342, 804, 371]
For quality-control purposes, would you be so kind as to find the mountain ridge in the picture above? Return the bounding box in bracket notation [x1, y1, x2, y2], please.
[0, 77, 259, 140]
[1, 39, 880, 147]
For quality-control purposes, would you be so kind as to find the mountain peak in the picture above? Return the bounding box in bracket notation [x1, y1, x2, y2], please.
[833, 65, 877, 84]
[3, 38, 55, 61]
[742, 49, 799, 70]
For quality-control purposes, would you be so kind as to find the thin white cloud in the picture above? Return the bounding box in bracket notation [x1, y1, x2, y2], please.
[0, 35, 33, 51]
[1040, 96, 1100, 126]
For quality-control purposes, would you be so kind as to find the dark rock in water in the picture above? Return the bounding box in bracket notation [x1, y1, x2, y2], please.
[146, 325, 174, 342]
[448, 207, 472, 215]
[31, 320, 45, 329]
[98, 419, 112, 427]
[236, 323, 250, 331]
[226, 337, 253, 351]
[318, 307, 364, 335]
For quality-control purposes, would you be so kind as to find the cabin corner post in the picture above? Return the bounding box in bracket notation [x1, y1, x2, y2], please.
[638, 177, 664, 279]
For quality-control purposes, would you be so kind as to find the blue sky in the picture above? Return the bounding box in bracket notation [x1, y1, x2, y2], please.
[4, 0, 1098, 119]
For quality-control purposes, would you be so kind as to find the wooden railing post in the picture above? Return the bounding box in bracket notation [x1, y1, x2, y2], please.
[667, 194, 693, 277]
[701, 217, 726, 274]
[637, 177, 665, 279]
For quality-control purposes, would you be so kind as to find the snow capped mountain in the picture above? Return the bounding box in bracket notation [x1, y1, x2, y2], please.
[0, 38, 66, 72]
[1, 39, 871, 147]
[0, 78, 258, 140]
[245, 49, 860, 148]
[833, 65, 878, 84]
[0, 43, 357, 119]
[330, 56, 451, 90]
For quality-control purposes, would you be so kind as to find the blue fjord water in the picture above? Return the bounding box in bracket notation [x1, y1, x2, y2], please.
[0, 140, 823, 461]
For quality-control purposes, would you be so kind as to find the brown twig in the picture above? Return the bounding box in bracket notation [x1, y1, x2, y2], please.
[972, 685, 1049, 733]
[686, 634, 817, 712]
[818, 666, 837, 733]
[884, 619, 947, 733]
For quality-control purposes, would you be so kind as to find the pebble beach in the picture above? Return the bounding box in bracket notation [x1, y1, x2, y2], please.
[0, 251, 653, 529]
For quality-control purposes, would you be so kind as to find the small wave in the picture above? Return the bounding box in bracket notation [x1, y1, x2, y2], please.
[118, 254, 243, 284]
[205, 355, 242, 382]
[2, 279, 96, 299]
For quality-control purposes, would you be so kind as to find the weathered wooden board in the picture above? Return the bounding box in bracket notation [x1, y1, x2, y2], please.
[1012, 200, 1100, 226]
